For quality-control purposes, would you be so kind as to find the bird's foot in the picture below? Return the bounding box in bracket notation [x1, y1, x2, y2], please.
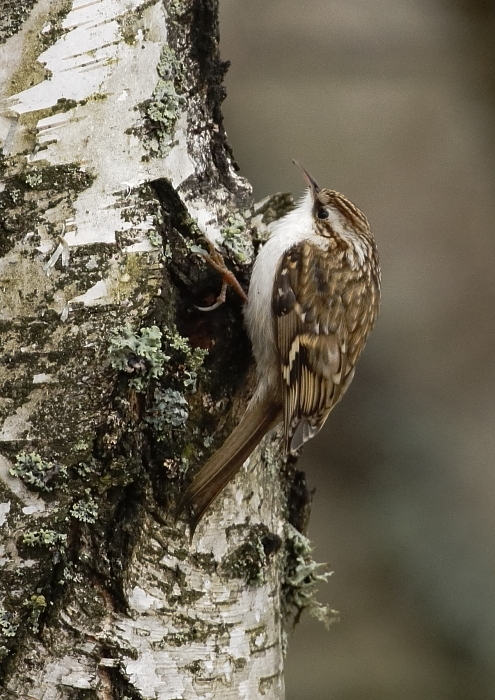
[195, 239, 248, 311]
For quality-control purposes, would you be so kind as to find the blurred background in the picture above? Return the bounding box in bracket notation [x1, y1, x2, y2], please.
[219, 1, 495, 698]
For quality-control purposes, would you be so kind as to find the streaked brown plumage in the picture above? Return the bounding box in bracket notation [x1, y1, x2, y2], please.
[177, 165, 381, 535]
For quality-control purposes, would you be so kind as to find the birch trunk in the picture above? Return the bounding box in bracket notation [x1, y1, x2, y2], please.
[0, 1, 325, 698]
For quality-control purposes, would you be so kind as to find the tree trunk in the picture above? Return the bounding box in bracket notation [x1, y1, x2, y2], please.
[0, 1, 327, 698]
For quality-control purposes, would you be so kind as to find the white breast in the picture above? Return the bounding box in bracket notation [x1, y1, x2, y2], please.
[244, 191, 314, 400]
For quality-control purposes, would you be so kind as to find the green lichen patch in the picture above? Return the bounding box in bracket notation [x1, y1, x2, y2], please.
[108, 323, 208, 449]
[139, 326, 210, 465]
[163, 325, 207, 393]
[18, 162, 95, 193]
[23, 594, 47, 633]
[10, 451, 67, 493]
[282, 524, 338, 629]
[23, 171, 43, 188]
[22, 527, 68, 549]
[135, 46, 186, 158]
[220, 214, 254, 265]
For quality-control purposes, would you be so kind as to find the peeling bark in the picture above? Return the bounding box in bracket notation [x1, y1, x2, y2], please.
[0, 1, 325, 698]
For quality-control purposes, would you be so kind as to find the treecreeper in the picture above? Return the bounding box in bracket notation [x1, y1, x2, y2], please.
[177, 163, 381, 534]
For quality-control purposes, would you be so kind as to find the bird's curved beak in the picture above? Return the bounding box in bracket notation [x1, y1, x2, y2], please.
[291, 159, 320, 198]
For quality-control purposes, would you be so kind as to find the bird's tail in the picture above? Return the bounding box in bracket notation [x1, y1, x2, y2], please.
[176, 399, 281, 536]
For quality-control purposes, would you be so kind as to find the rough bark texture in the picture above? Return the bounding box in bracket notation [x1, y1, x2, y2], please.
[0, 1, 322, 698]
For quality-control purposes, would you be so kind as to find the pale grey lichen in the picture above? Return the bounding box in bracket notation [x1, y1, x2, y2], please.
[0, 605, 18, 660]
[74, 457, 99, 479]
[9, 188, 22, 204]
[108, 323, 207, 396]
[60, 562, 83, 585]
[108, 324, 169, 391]
[24, 171, 43, 188]
[70, 491, 98, 523]
[10, 451, 67, 492]
[73, 439, 91, 453]
[0, 607, 17, 640]
[148, 228, 162, 248]
[221, 214, 254, 264]
[145, 388, 189, 439]
[138, 46, 186, 157]
[282, 524, 338, 628]
[146, 80, 182, 127]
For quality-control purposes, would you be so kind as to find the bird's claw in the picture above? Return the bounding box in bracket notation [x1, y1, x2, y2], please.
[195, 279, 228, 311]
[195, 239, 248, 309]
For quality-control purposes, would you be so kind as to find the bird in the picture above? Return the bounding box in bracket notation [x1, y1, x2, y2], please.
[177, 163, 381, 534]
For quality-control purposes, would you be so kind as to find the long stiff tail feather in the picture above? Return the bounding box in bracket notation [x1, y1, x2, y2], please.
[176, 399, 281, 536]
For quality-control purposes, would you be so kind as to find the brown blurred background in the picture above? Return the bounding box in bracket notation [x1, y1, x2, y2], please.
[219, 1, 495, 698]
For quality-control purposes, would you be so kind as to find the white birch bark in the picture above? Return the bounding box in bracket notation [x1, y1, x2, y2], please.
[0, 0, 292, 698]
[0, 1, 327, 698]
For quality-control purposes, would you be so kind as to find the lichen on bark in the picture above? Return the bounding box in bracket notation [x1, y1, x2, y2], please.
[0, 0, 329, 697]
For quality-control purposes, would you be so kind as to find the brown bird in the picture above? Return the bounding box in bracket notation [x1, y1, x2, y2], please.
[177, 163, 381, 534]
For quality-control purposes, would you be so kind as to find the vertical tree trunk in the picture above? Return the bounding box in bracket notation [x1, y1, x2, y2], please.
[0, 1, 327, 698]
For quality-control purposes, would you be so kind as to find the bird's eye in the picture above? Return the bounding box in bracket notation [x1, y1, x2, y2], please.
[317, 208, 329, 220]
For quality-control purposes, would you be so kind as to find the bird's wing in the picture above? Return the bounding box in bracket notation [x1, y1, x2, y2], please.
[273, 240, 373, 453]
